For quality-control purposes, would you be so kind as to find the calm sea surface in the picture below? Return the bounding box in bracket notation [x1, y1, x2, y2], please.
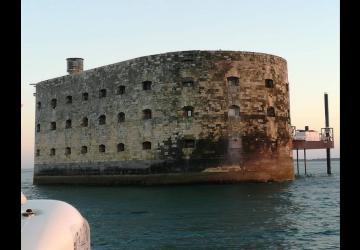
[21, 160, 339, 250]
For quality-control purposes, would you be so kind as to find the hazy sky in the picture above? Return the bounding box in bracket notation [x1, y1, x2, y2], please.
[21, 0, 339, 168]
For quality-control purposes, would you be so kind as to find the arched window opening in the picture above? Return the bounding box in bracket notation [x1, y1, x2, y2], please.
[267, 107, 276, 117]
[99, 144, 106, 153]
[51, 99, 57, 109]
[99, 115, 106, 125]
[143, 109, 152, 120]
[36, 149, 40, 157]
[117, 143, 125, 152]
[50, 122, 56, 130]
[183, 106, 194, 117]
[228, 105, 240, 117]
[81, 146, 88, 154]
[142, 141, 151, 150]
[117, 86, 125, 95]
[36, 124, 40, 133]
[65, 119, 72, 129]
[50, 148, 56, 156]
[142, 81, 152, 90]
[82, 92, 89, 101]
[184, 139, 195, 148]
[265, 79, 274, 88]
[118, 112, 125, 123]
[37, 102, 41, 109]
[99, 89, 107, 98]
[227, 76, 239, 86]
[65, 147, 71, 155]
[66, 96, 72, 104]
[182, 80, 194, 87]
[81, 117, 88, 127]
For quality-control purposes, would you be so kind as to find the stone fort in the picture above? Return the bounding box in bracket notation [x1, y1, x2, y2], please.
[34, 50, 294, 184]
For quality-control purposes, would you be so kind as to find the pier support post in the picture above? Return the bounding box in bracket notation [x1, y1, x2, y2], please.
[324, 93, 332, 175]
[304, 149, 307, 175]
[296, 149, 299, 175]
[326, 148, 331, 175]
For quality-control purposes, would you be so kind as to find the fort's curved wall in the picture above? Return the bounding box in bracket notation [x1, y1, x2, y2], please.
[34, 50, 294, 184]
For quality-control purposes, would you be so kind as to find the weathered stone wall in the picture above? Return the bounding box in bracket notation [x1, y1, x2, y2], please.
[34, 50, 294, 183]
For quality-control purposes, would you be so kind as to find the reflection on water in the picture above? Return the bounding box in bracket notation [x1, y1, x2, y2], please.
[21, 160, 339, 250]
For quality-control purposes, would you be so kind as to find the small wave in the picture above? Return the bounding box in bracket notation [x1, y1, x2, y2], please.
[130, 211, 149, 215]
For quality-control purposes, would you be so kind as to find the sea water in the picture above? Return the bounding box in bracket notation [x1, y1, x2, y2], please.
[21, 160, 339, 249]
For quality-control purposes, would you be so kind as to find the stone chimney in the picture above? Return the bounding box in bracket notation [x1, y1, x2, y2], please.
[66, 58, 84, 74]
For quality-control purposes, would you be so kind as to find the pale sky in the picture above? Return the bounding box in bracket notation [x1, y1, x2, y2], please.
[21, 0, 340, 168]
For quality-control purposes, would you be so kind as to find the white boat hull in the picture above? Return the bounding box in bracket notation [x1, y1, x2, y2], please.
[21, 199, 90, 250]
